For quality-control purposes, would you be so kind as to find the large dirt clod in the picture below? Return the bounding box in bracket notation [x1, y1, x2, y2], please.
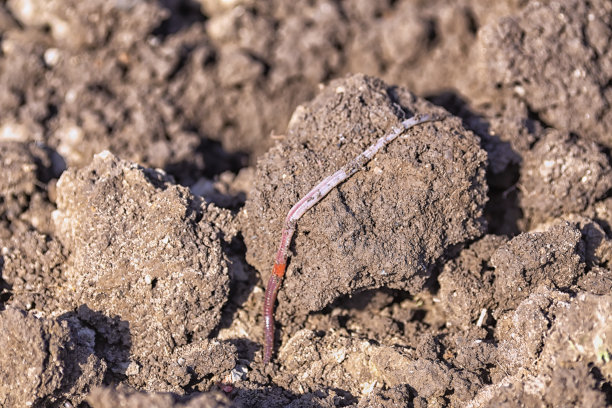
[244, 74, 488, 319]
[53, 151, 235, 391]
[475, 0, 612, 148]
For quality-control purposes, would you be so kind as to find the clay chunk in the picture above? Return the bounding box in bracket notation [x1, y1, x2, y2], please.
[53, 151, 233, 390]
[244, 74, 488, 318]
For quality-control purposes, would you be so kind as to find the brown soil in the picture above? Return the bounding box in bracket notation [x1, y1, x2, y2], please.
[0, 0, 611, 407]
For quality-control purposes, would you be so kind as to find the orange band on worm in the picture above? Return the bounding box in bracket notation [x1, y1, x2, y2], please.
[272, 263, 286, 278]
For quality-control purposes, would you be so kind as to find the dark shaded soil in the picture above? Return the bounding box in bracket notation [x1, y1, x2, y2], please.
[0, 0, 611, 407]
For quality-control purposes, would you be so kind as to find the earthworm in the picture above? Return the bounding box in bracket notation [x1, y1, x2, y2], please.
[263, 113, 442, 364]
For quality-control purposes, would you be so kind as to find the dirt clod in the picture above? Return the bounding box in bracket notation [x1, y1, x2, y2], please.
[491, 222, 585, 313]
[470, 290, 612, 408]
[244, 74, 488, 319]
[520, 130, 612, 227]
[475, 0, 612, 148]
[0, 307, 106, 407]
[53, 151, 235, 391]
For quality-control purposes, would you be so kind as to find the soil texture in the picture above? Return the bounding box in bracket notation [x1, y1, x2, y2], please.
[0, 0, 611, 407]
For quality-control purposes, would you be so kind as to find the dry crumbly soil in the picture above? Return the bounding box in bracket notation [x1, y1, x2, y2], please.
[0, 0, 611, 407]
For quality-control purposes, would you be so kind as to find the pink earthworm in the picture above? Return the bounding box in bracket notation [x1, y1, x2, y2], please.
[263, 113, 441, 364]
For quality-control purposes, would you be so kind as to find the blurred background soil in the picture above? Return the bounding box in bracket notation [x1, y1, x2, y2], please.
[0, 0, 611, 407]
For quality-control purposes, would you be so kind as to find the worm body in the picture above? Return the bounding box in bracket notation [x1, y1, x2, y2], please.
[263, 269, 284, 364]
[262, 113, 440, 364]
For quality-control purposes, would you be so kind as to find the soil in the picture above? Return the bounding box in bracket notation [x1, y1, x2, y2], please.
[0, 0, 611, 407]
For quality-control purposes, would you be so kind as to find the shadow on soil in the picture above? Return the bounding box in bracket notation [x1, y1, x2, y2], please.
[71, 305, 133, 382]
[427, 90, 523, 236]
